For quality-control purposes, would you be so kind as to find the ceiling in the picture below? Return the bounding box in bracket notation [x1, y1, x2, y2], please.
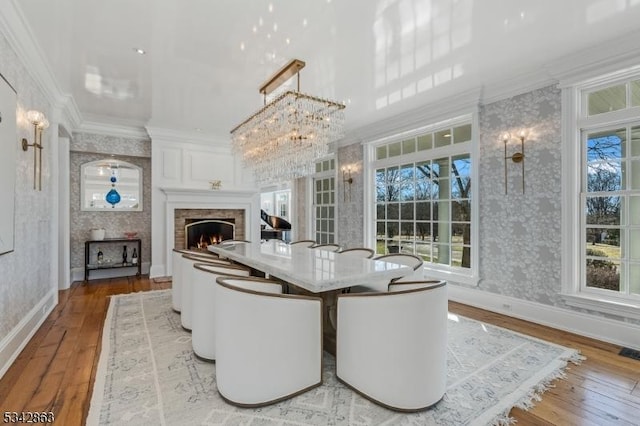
[15, 0, 640, 142]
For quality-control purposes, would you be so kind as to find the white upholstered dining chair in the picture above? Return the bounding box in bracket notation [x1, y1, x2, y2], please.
[311, 243, 341, 252]
[214, 276, 323, 407]
[180, 253, 231, 330]
[349, 253, 424, 292]
[171, 248, 220, 312]
[336, 280, 448, 411]
[339, 247, 375, 258]
[191, 262, 251, 361]
[289, 239, 316, 247]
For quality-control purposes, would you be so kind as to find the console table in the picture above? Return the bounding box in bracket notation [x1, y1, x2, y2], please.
[84, 238, 142, 281]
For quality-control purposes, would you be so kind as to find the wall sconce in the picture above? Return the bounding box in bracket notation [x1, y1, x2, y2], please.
[342, 166, 353, 202]
[21, 110, 49, 191]
[501, 129, 527, 194]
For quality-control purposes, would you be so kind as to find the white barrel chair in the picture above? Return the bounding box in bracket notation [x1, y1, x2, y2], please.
[171, 249, 219, 312]
[215, 276, 323, 407]
[338, 247, 375, 258]
[289, 239, 316, 247]
[311, 243, 341, 252]
[336, 280, 448, 411]
[180, 253, 231, 330]
[351, 253, 424, 292]
[191, 262, 251, 361]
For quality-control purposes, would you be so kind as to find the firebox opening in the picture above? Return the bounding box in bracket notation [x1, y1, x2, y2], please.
[185, 219, 235, 250]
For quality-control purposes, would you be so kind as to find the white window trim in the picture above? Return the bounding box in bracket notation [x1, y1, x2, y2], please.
[560, 70, 640, 316]
[307, 156, 338, 244]
[363, 112, 480, 286]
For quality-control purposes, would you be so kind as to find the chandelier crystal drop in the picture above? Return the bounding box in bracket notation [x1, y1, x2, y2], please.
[230, 60, 346, 185]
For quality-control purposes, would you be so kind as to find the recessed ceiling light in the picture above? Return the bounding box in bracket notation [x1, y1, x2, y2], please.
[285, 38, 290, 45]
[302, 18, 308, 27]
[133, 47, 146, 55]
[268, 3, 273, 12]
[240, 42, 245, 51]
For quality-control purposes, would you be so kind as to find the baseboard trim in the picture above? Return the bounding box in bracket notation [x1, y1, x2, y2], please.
[448, 285, 640, 351]
[0, 289, 57, 379]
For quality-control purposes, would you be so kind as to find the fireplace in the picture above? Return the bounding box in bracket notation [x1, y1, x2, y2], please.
[185, 219, 235, 249]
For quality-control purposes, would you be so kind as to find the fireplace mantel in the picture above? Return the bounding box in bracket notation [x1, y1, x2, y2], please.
[151, 186, 260, 278]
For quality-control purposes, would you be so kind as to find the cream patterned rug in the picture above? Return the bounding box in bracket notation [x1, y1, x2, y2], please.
[87, 290, 583, 426]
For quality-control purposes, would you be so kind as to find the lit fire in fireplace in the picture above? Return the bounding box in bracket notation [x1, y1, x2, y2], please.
[196, 234, 224, 249]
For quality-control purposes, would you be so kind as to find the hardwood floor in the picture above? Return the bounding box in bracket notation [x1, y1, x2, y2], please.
[0, 277, 638, 425]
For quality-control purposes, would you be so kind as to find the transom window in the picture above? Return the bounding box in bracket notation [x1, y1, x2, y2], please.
[371, 121, 474, 276]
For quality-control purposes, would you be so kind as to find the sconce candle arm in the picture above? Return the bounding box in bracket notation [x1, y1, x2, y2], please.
[21, 110, 47, 191]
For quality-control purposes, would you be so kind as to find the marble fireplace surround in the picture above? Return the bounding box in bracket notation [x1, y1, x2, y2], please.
[158, 188, 260, 277]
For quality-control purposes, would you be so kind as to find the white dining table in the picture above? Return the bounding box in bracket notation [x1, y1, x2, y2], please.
[207, 240, 412, 293]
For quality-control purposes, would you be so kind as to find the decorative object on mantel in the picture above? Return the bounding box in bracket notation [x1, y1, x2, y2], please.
[501, 129, 528, 194]
[105, 169, 121, 207]
[209, 180, 222, 190]
[123, 231, 138, 239]
[21, 109, 49, 191]
[230, 59, 346, 185]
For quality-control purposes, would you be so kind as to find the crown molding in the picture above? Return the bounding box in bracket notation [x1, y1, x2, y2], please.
[480, 68, 556, 105]
[146, 126, 230, 147]
[341, 87, 482, 147]
[0, 0, 83, 133]
[76, 120, 150, 140]
[547, 28, 640, 87]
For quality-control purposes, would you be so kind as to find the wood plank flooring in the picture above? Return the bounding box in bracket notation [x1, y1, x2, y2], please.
[0, 277, 638, 425]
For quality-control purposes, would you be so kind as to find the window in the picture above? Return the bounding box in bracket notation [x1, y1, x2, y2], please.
[313, 158, 336, 244]
[369, 120, 476, 280]
[564, 73, 640, 315]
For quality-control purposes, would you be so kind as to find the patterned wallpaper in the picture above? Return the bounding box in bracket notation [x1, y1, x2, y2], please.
[71, 132, 151, 157]
[69, 147, 151, 270]
[337, 143, 364, 249]
[0, 32, 54, 339]
[478, 85, 564, 305]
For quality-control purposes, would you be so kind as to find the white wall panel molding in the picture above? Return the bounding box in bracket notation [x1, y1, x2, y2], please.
[449, 284, 640, 350]
[0, 289, 56, 380]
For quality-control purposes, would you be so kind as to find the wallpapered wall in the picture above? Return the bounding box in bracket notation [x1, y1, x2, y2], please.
[337, 142, 364, 248]
[69, 134, 151, 272]
[0, 32, 54, 339]
[478, 85, 563, 305]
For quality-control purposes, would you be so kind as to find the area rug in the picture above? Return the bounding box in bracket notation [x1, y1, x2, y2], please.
[87, 290, 583, 426]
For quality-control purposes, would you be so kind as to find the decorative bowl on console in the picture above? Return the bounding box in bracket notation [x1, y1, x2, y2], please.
[124, 231, 138, 239]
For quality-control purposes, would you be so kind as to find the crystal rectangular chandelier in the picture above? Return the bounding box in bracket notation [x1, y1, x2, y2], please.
[230, 59, 346, 185]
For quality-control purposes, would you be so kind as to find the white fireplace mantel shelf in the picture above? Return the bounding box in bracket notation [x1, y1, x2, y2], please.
[160, 187, 258, 199]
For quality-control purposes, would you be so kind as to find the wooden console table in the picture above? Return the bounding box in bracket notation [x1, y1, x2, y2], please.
[84, 238, 141, 281]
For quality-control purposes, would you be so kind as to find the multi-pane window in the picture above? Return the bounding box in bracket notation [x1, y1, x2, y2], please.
[582, 126, 640, 296]
[373, 123, 472, 270]
[580, 78, 640, 299]
[313, 158, 336, 244]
